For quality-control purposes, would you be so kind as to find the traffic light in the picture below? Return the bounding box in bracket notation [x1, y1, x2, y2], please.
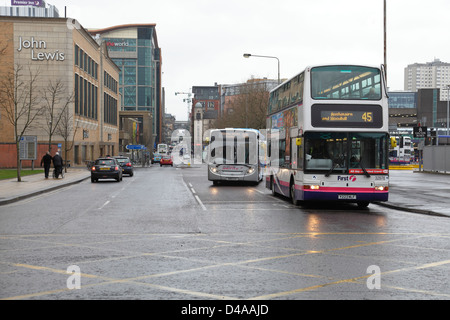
[431, 129, 437, 145]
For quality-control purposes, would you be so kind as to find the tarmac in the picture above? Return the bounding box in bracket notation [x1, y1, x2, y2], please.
[0, 166, 449, 218]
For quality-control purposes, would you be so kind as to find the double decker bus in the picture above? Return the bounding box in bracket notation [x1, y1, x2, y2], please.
[266, 65, 390, 207]
[208, 128, 265, 185]
[389, 136, 413, 164]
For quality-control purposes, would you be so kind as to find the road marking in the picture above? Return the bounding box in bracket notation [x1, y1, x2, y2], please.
[195, 195, 207, 211]
[249, 258, 450, 300]
[2, 261, 237, 300]
[99, 200, 110, 210]
[182, 180, 206, 211]
[2, 233, 450, 299]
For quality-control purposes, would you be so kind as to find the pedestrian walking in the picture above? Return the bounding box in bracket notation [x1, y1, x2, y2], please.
[52, 152, 63, 178]
[40, 151, 53, 179]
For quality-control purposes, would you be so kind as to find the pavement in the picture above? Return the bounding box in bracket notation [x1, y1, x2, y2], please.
[0, 166, 449, 218]
[0, 167, 91, 206]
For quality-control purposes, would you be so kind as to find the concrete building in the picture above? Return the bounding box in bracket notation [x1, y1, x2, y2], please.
[0, 0, 59, 18]
[163, 113, 176, 144]
[404, 58, 450, 101]
[388, 91, 418, 129]
[0, 16, 120, 168]
[191, 85, 220, 139]
[119, 111, 153, 157]
[388, 89, 448, 131]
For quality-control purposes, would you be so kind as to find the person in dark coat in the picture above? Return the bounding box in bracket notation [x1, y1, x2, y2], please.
[40, 151, 53, 179]
[52, 152, 63, 178]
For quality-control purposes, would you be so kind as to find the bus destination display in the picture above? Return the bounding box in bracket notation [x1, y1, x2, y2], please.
[320, 111, 373, 123]
[312, 104, 382, 128]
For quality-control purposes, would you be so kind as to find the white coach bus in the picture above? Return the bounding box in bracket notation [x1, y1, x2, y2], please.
[207, 128, 265, 185]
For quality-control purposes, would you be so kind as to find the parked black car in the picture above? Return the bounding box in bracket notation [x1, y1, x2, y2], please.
[113, 156, 134, 176]
[91, 157, 123, 182]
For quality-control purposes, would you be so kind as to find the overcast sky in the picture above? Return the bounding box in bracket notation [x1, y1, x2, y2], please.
[46, 0, 450, 121]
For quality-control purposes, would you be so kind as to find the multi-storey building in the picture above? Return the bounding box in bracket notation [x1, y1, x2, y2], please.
[0, 16, 120, 168]
[0, 0, 59, 18]
[404, 58, 450, 101]
[191, 85, 220, 137]
[88, 24, 163, 145]
[388, 91, 418, 129]
[388, 89, 448, 130]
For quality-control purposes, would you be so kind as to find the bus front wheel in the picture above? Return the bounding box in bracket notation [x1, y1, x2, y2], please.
[357, 201, 369, 208]
[271, 176, 277, 196]
[290, 179, 300, 206]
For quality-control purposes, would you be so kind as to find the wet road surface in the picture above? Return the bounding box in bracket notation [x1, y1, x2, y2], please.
[1, 164, 449, 302]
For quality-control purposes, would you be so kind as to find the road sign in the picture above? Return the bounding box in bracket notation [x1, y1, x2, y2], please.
[413, 126, 427, 138]
[126, 144, 147, 150]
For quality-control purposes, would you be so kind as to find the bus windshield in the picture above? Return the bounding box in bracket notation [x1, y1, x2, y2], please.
[209, 130, 258, 165]
[304, 132, 389, 175]
[311, 66, 382, 100]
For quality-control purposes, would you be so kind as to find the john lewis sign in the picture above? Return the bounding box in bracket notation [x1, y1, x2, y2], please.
[17, 36, 65, 61]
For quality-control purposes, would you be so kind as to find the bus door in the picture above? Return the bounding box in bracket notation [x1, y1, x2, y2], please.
[290, 127, 299, 169]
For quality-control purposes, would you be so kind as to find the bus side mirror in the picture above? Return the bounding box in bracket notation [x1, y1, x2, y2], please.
[390, 137, 397, 147]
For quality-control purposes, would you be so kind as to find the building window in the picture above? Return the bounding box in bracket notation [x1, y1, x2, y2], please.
[75, 45, 79, 66]
[75, 73, 79, 114]
[104, 93, 118, 125]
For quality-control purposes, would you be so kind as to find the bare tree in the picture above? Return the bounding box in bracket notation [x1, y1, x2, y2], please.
[214, 80, 270, 130]
[0, 64, 43, 181]
[56, 105, 78, 172]
[42, 79, 74, 152]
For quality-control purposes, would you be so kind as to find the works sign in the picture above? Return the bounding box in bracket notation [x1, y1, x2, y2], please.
[17, 36, 65, 61]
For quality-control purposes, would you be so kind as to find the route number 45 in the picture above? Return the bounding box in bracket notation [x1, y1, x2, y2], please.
[362, 112, 373, 123]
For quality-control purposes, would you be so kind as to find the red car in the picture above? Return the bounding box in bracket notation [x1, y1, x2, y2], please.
[160, 154, 173, 167]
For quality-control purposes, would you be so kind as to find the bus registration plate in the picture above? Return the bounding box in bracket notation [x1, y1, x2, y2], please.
[338, 194, 356, 200]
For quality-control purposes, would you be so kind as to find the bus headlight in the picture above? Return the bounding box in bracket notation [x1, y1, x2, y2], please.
[247, 168, 255, 174]
[210, 167, 218, 173]
[304, 185, 320, 190]
[375, 186, 388, 191]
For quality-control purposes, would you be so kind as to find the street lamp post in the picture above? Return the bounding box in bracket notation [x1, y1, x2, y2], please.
[243, 53, 280, 84]
[384, 0, 387, 81]
[447, 85, 450, 135]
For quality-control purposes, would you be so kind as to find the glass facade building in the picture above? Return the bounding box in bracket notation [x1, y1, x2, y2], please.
[88, 24, 163, 143]
[388, 91, 417, 109]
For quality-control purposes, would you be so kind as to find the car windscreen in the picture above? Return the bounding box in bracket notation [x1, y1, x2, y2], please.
[115, 158, 129, 164]
[95, 160, 115, 166]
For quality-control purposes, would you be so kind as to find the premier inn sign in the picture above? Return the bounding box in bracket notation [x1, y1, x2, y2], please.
[17, 36, 65, 61]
